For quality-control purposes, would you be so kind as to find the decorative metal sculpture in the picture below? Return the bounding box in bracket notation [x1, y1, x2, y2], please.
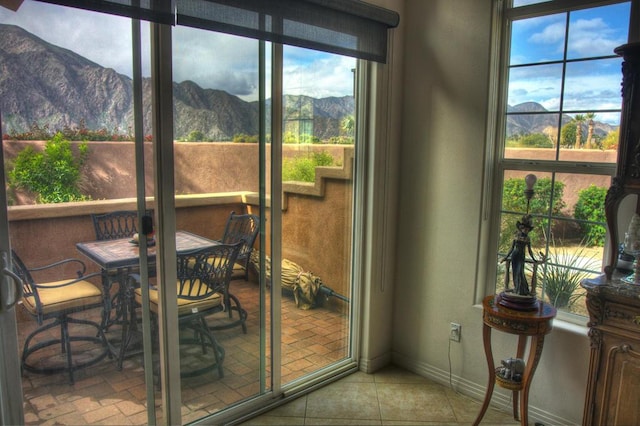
[499, 174, 546, 311]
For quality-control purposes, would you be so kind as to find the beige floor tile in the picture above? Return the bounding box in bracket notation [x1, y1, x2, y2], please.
[260, 395, 307, 418]
[444, 388, 517, 424]
[305, 418, 382, 425]
[337, 370, 376, 383]
[374, 366, 433, 384]
[240, 415, 306, 425]
[382, 421, 461, 425]
[376, 382, 457, 423]
[305, 381, 381, 421]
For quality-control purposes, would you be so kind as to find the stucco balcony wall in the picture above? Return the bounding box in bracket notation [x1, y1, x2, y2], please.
[4, 141, 354, 316]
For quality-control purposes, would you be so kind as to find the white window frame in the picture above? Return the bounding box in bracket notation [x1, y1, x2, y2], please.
[481, 0, 639, 323]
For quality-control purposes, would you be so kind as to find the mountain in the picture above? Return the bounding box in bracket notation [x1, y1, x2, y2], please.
[0, 24, 354, 141]
[1, 24, 615, 142]
[506, 102, 617, 138]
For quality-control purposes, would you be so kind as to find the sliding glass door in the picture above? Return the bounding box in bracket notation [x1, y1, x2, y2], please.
[0, 1, 367, 423]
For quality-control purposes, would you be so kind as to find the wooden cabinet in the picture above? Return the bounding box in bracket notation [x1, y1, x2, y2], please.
[582, 41, 640, 426]
[582, 278, 640, 425]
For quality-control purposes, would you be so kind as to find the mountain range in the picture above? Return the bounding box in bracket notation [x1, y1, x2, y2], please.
[506, 102, 616, 139]
[0, 24, 353, 141]
[0, 24, 617, 141]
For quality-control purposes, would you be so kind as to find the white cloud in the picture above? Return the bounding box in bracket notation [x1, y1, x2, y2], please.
[567, 18, 625, 57]
[529, 21, 565, 44]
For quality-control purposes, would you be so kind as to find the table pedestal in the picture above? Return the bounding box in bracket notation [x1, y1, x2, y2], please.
[473, 295, 556, 426]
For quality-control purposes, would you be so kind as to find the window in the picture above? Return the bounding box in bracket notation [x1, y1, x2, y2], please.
[488, 0, 636, 320]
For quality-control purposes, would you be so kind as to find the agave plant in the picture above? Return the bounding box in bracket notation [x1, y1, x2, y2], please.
[543, 240, 600, 309]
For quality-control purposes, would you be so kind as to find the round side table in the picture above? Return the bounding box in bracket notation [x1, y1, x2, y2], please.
[473, 295, 556, 426]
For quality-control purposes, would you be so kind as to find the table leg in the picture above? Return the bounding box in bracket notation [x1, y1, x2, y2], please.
[473, 323, 495, 426]
[519, 335, 545, 426]
[512, 335, 527, 421]
[100, 269, 113, 331]
[117, 282, 137, 370]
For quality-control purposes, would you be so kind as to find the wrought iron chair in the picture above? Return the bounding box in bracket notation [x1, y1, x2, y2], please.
[11, 250, 109, 385]
[132, 243, 240, 378]
[210, 211, 259, 334]
[91, 210, 142, 241]
[220, 211, 260, 281]
[91, 210, 152, 330]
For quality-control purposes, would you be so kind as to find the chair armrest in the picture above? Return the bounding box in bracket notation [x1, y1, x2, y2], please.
[28, 257, 88, 278]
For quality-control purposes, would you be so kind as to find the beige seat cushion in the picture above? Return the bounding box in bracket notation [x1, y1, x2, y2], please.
[22, 280, 103, 316]
[135, 280, 222, 316]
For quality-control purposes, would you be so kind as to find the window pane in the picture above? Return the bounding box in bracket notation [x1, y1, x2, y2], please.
[543, 218, 604, 317]
[500, 171, 553, 252]
[562, 58, 624, 111]
[558, 113, 619, 162]
[566, 2, 631, 60]
[507, 63, 563, 113]
[510, 14, 565, 66]
[505, 112, 559, 159]
[497, 2, 632, 322]
[497, 170, 610, 311]
[281, 45, 355, 385]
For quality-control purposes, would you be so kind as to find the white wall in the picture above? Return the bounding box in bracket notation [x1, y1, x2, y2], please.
[392, 1, 590, 424]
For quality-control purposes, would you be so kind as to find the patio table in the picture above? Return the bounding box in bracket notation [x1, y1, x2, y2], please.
[76, 230, 219, 367]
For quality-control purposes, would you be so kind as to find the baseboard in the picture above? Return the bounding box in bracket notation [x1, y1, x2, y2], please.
[391, 351, 579, 426]
[359, 351, 392, 373]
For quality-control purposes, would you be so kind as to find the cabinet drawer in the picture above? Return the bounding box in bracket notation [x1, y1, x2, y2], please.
[603, 301, 640, 333]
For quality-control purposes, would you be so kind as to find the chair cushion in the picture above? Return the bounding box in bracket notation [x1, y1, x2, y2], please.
[22, 280, 103, 316]
[135, 280, 222, 316]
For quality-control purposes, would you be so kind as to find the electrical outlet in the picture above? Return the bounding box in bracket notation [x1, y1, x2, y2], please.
[450, 323, 461, 342]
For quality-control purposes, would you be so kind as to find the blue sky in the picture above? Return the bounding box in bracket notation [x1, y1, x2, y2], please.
[0, 1, 356, 101]
[508, 2, 631, 124]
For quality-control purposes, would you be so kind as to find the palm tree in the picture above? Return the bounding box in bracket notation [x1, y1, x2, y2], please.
[585, 112, 596, 149]
[543, 126, 558, 148]
[573, 114, 586, 149]
[341, 115, 355, 137]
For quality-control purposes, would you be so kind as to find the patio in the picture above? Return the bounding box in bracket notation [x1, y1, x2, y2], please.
[18, 275, 350, 425]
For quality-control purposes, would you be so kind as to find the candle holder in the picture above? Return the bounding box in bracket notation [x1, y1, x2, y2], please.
[623, 224, 640, 285]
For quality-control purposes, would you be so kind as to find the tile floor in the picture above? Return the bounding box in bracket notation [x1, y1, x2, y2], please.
[240, 365, 520, 426]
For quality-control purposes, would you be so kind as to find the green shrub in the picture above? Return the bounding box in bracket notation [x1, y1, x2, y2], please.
[543, 240, 599, 309]
[506, 133, 553, 148]
[233, 133, 259, 143]
[574, 185, 607, 246]
[282, 151, 335, 182]
[500, 177, 566, 251]
[8, 132, 91, 203]
[184, 130, 205, 142]
[601, 129, 619, 150]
